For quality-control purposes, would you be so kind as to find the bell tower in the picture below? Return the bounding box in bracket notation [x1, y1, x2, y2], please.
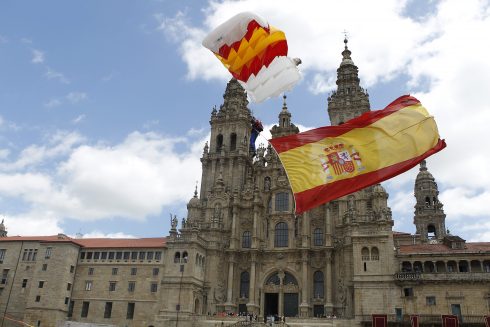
[199, 78, 254, 201]
[413, 160, 446, 242]
[327, 38, 370, 125]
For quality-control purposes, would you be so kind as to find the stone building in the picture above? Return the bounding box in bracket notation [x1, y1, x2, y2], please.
[0, 41, 489, 327]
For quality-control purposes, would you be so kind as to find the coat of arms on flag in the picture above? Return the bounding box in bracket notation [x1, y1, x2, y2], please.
[321, 144, 364, 180]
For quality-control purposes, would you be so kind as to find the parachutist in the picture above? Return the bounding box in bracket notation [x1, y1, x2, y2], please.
[293, 58, 302, 66]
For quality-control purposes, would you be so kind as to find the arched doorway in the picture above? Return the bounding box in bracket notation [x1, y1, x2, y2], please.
[263, 271, 299, 318]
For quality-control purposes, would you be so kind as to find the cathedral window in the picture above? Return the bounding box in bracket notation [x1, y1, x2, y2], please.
[174, 252, 180, 263]
[426, 296, 436, 306]
[239, 271, 250, 298]
[313, 271, 324, 298]
[182, 251, 188, 263]
[275, 192, 289, 212]
[425, 197, 431, 207]
[371, 247, 379, 260]
[230, 133, 237, 151]
[266, 273, 280, 285]
[427, 224, 436, 239]
[284, 272, 298, 285]
[242, 231, 251, 248]
[274, 222, 288, 247]
[361, 247, 370, 261]
[216, 134, 223, 152]
[313, 228, 323, 246]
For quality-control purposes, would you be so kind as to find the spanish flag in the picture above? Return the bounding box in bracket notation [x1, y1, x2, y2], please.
[269, 95, 446, 214]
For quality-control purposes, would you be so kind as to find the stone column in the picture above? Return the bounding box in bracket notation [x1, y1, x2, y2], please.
[299, 250, 309, 317]
[225, 254, 236, 311]
[230, 194, 239, 250]
[325, 252, 333, 315]
[247, 253, 259, 314]
[279, 286, 284, 317]
[252, 190, 260, 248]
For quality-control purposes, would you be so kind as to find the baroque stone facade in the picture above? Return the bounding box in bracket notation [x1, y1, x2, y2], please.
[0, 41, 490, 327]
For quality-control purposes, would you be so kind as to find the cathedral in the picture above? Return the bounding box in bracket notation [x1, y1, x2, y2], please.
[0, 41, 489, 327]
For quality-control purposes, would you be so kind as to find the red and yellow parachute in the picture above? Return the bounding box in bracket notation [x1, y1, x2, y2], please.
[202, 12, 301, 103]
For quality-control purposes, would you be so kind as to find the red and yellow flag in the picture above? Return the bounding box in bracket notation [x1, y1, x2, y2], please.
[269, 95, 446, 214]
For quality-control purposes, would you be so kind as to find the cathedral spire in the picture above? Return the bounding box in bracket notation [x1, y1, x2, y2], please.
[414, 160, 446, 242]
[270, 94, 299, 138]
[327, 38, 370, 126]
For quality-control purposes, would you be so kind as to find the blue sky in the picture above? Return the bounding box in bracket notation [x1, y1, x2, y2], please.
[1, 0, 490, 241]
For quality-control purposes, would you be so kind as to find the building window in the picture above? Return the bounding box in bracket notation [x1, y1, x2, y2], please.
[361, 247, 370, 261]
[108, 252, 115, 260]
[68, 301, 74, 318]
[104, 302, 113, 319]
[109, 281, 116, 292]
[150, 282, 158, 293]
[1, 269, 9, 285]
[426, 296, 436, 306]
[313, 271, 324, 298]
[112, 267, 118, 275]
[70, 265, 75, 273]
[371, 247, 379, 260]
[147, 251, 154, 260]
[22, 279, 28, 288]
[35, 295, 41, 302]
[230, 133, 237, 151]
[275, 192, 289, 212]
[131, 267, 137, 275]
[123, 252, 130, 260]
[42, 264, 47, 271]
[0, 249, 5, 262]
[403, 288, 413, 297]
[128, 281, 135, 292]
[80, 252, 85, 260]
[153, 268, 159, 276]
[266, 273, 280, 285]
[67, 283, 72, 291]
[139, 251, 145, 260]
[93, 252, 100, 260]
[313, 228, 323, 246]
[45, 247, 52, 259]
[242, 231, 251, 248]
[155, 252, 162, 261]
[65, 297, 69, 305]
[174, 252, 180, 263]
[216, 134, 223, 151]
[239, 271, 250, 298]
[274, 222, 288, 247]
[182, 252, 188, 263]
[86, 252, 92, 260]
[81, 301, 90, 318]
[85, 281, 92, 291]
[131, 252, 138, 260]
[126, 302, 135, 320]
[38, 281, 44, 288]
[116, 252, 122, 260]
[88, 267, 94, 275]
[101, 252, 107, 260]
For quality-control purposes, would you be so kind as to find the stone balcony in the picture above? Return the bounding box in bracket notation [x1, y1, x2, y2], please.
[394, 271, 490, 283]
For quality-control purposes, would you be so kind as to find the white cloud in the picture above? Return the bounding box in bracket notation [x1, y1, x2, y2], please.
[0, 129, 207, 230]
[31, 49, 45, 64]
[75, 231, 137, 239]
[44, 98, 62, 108]
[66, 92, 87, 104]
[72, 114, 86, 124]
[45, 67, 70, 84]
[44, 92, 87, 108]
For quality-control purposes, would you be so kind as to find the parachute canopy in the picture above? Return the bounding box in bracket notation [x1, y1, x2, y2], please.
[202, 12, 301, 103]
